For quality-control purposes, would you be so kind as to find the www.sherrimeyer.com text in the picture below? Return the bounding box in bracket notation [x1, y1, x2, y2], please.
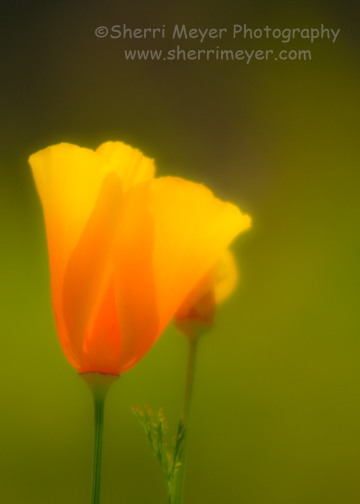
[124, 47, 312, 63]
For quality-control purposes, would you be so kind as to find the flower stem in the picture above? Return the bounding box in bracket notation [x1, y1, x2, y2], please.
[172, 337, 198, 504]
[91, 394, 105, 504]
[80, 372, 119, 504]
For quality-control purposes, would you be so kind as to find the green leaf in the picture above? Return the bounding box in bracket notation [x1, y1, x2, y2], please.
[132, 406, 186, 504]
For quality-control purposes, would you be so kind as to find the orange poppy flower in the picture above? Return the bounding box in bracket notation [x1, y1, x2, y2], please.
[29, 142, 250, 375]
[173, 249, 242, 339]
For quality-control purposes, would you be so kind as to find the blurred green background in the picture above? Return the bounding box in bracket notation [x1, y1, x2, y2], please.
[1, 0, 360, 503]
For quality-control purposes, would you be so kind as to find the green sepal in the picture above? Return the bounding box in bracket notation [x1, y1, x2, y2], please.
[80, 371, 120, 400]
[173, 317, 213, 340]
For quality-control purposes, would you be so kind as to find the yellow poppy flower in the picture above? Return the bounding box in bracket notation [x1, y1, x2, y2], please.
[29, 142, 250, 374]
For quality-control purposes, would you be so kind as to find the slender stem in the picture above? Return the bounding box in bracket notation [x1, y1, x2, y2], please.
[80, 372, 119, 504]
[172, 337, 198, 504]
[183, 338, 198, 426]
[91, 394, 105, 504]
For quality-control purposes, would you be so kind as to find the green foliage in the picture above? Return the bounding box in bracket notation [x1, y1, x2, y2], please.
[132, 406, 185, 504]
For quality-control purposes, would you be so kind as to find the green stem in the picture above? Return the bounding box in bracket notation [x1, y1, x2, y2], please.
[172, 337, 198, 504]
[183, 337, 198, 427]
[91, 394, 105, 504]
[80, 372, 119, 504]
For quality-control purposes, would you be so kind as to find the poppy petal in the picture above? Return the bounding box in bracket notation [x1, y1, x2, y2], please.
[213, 249, 238, 304]
[112, 176, 250, 372]
[96, 141, 155, 194]
[29, 144, 118, 367]
[112, 181, 159, 373]
[82, 277, 122, 373]
[62, 172, 123, 367]
[149, 177, 251, 334]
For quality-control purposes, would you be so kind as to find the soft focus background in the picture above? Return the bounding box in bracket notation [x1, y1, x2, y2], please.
[1, 1, 360, 503]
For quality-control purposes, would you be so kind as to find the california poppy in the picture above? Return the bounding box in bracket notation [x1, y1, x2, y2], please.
[174, 248, 241, 339]
[171, 246, 250, 504]
[30, 141, 250, 504]
[29, 141, 250, 375]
